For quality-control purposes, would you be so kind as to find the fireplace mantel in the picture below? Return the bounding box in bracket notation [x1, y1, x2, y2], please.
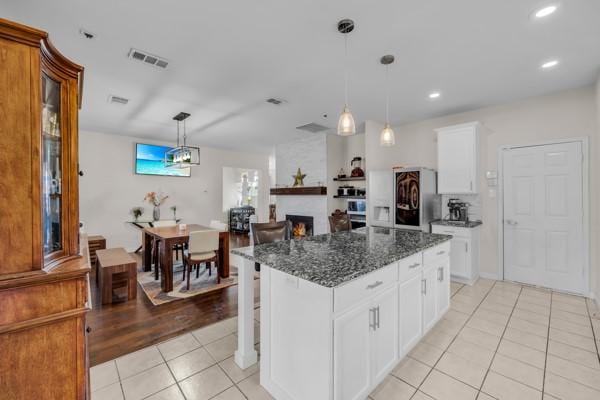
[270, 186, 327, 196]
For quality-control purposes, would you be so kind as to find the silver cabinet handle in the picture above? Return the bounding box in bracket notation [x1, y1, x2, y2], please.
[470, 181, 473, 191]
[376, 306, 380, 329]
[366, 280, 384, 290]
[421, 279, 426, 295]
[409, 262, 420, 269]
[436, 250, 446, 255]
[506, 219, 518, 226]
[438, 266, 444, 281]
[369, 308, 376, 330]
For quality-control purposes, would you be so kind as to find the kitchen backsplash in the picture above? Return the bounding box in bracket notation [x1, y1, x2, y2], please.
[440, 194, 482, 221]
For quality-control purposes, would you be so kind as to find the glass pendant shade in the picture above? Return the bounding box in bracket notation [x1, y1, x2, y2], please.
[165, 112, 200, 167]
[380, 123, 395, 146]
[337, 105, 356, 136]
[164, 145, 200, 168]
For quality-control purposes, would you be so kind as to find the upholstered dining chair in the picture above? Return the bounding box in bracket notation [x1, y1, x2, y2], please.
[328, 210, 351, 233]
[183, 229, 220, 290]
[250, 220, 292, 245]
[209, 220, 228, 231]
[151, 220, 184, 280]
[250, 221, 292, 272]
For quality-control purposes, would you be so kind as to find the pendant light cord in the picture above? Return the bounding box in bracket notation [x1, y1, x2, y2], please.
[385, 64, 390, 123]
[183, 119, 187, 147]
[344, 34, 349, 107]
[176, 120, 180, 147]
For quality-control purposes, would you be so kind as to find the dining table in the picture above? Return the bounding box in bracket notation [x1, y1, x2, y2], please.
[142, 224, 230, 292]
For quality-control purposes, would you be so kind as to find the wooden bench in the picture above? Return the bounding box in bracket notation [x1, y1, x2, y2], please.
[97, 248, 137, 305]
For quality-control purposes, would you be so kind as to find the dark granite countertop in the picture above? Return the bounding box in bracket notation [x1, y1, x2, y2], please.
[431, 220, 483, 228]
[231, 227, 451, 288]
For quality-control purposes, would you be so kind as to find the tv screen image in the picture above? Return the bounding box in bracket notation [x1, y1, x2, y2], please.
[135, 143, 191, 177]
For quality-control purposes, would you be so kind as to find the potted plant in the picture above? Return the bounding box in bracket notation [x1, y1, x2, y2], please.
[144, 191, 169, 221]
[130, 207, 144, 222]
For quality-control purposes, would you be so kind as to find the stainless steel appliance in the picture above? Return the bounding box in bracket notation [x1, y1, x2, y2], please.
[447, 198, 469, 223]
[347, 199, 366, 215]
[394, 167, 437, 231]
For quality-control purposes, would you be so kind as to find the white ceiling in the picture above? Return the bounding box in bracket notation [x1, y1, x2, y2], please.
[3, 0, 600, 153]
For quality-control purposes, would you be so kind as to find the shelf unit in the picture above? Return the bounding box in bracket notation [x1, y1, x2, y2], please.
[333, 195, 366, 199]
[333, 176, 366, 182]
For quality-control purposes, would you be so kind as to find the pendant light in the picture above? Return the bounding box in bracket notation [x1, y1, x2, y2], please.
[165, 112, 201, 168]
[337, 19, 356, 136]
[379, 54, 396, 146]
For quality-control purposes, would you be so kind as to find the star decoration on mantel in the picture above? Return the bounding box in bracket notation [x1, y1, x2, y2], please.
[292, 168, 306, 187]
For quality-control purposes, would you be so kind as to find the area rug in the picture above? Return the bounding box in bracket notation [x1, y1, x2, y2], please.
[138, 262, 241, 306]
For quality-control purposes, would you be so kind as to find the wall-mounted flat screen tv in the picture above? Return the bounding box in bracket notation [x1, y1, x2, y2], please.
[135, 143, 191, 177]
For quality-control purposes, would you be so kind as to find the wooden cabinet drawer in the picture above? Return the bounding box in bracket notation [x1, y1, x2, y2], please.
[334, 263, 398, 313]
[423, 242, 451, 266]
[398, 253, 423, 281]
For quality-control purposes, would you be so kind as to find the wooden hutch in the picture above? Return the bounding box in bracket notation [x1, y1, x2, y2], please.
[0, 18, 90, 399]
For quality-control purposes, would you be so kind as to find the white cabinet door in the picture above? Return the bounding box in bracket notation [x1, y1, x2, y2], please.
[422, 265, 438, 332]
[450, 237, 470, 279]
[334, 303, 371, 400]
[437, 125, 478, 194]
[399, 273, 423, 355]
[436, 258, 451, 315]
[372, 286, 399, 382]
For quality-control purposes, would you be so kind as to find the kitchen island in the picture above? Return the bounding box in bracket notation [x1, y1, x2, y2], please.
[230, 227, 452, 400]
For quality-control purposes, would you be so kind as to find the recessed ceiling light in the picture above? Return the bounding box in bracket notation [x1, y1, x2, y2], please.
[532, 3, 559, 19]
[541, 59, 559, 69]
[428, 92, 441, 99]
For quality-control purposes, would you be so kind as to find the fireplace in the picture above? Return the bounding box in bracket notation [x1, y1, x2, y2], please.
[286, 214, 314, 238]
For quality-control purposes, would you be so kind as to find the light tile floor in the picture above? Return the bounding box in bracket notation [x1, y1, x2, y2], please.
[91, 279, 600, 400]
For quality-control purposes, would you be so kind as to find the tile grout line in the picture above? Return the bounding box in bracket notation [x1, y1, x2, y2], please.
[404, 282, 469, 399]
[540, 291, 554, 397]
[410, 280, 497, 399]
[584, 298, 600, 365]
[474, 283, 523, 398]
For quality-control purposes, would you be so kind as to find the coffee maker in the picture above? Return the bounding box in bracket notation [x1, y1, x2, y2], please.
[447, 198, 469, 223]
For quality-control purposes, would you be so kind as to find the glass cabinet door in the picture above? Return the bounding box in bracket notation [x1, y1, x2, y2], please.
[42, 74, 62, 256]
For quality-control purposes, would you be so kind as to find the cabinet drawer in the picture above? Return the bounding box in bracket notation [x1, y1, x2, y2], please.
[398, 253, 423, 281]
[431, 225, 471, 238]
[334, 263, 398, 313]
[423, 242, 451, 266]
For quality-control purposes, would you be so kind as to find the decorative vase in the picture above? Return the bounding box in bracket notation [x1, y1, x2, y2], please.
[153, 206, 160, 221]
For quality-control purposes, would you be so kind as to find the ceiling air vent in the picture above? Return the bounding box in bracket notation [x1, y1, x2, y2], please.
[108, 95, 129, 105]
[296, 123, 330, 133]
[128, 48, 169, 69]
[266, 98, 284, 105]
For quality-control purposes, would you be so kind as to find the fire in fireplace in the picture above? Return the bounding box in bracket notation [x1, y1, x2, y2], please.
[286, 214, 314, 238]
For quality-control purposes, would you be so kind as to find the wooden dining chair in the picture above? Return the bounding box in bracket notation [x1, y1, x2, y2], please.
[328, 210, 351, 233]
[183, 230, 220, 290]
[151, 220, 184, 280]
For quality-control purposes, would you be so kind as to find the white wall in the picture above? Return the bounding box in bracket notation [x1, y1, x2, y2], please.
[79, 130, 270, 251]
[274, 134, 329, 235]
[595, 74, 600, 301]
[365, 86, 598, 294]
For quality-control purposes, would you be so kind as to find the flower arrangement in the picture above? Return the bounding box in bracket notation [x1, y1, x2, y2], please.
[130, 207, 144, 221]
[144, 191, 169, 206]
[144, 191, 169, 221]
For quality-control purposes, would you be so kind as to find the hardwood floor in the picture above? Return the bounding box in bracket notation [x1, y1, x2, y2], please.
[87, 232, 256, 366]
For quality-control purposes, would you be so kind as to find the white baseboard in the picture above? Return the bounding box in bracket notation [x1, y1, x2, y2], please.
[479, 272, 499, 280]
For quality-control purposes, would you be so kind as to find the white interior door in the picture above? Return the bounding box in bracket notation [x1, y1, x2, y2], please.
[503, 141, 585, 294]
